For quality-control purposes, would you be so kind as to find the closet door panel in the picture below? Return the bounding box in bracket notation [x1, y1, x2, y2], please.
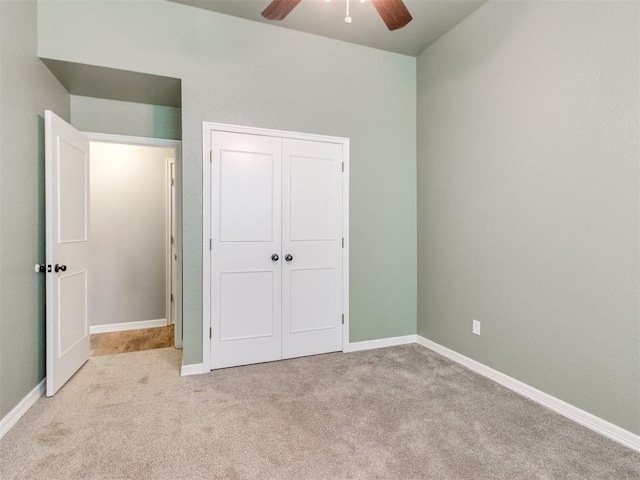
[219, 150, 274, 242]
[282, 139, 343, 359]
[211, 131, 282, 369]
[289, 155, 336, 240]
[289, 267, 337, 333]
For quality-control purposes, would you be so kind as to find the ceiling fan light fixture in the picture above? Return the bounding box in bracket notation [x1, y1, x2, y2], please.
[344, 0, 352, 24]
[261, 0, 412, 31]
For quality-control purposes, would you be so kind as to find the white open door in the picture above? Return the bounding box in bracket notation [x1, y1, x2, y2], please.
[45, 110, 90, 396]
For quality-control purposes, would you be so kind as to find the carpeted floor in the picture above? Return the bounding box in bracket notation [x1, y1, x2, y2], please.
[1, 345, 638, 479]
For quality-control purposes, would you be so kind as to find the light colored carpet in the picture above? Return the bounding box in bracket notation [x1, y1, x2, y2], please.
[1, 345, 638, 479]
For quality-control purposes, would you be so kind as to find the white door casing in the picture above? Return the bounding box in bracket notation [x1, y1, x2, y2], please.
[170, 161, 177, 327]
[204, 124, 349, 371]
[45, 110, 90, 396]
[210, 131, 283, 369]
[171, 160, 182, 348]
[166, 158, 175, 327]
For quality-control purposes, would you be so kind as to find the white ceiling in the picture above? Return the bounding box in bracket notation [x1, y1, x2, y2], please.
[168, 0, 487, 57]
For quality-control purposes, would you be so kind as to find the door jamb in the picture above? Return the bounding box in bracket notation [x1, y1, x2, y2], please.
[82, 132, 183, 349]
[202, 122, 350, 373]
[166, 158, 175, 327]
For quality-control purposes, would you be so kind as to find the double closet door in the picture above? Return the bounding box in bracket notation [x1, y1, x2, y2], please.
[210, 130, 345, 369]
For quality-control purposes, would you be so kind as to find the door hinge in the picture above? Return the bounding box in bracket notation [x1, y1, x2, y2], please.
[210, 150, 213, 163]
[171, 235, 174, 245]
[171, 178, 174, 186]
[209, 239, 212, 250]
[342, 238, 344, 248]
[342, 162, 344, 172]
[209, 327, 212, 339]
[342, 314, 344, 325]
[170, 294, 174, 302]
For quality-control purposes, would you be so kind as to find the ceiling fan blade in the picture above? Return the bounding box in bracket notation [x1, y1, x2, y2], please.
[261, 0, 302, 21]
[370, 0, 413, 31]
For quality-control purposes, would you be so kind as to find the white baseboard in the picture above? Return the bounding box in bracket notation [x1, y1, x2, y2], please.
[0, 378, 45, 440]
[344, 334, 417, 353]
[416, 335, 640, 452]
[90, 319, 167, 334]
[181, 363, 205, 376]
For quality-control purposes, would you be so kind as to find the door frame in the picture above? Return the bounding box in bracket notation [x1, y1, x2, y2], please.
[83, 132, 183, 348]
[167, 159, 178, 329]
[202, 122, 350, 372]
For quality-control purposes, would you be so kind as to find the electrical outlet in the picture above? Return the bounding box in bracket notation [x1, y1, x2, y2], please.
[472, 319, 481, 336]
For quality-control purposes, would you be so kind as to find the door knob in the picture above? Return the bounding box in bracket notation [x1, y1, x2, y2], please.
[285, 254, 293, 262]
[54, 264, 67, 273]
[271, 254, 279, 262]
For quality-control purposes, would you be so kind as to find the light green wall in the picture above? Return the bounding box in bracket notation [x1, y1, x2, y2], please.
[417, 1, 639, 434]
[70, 95, 181, 140]
[39, 0, 417, 364]
[0, 1, 70, 418]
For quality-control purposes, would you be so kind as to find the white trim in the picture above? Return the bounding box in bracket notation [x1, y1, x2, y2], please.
[90, 319, 167, 334]
[341, 141, 350, 354]
[168, 160, 182, 348]
[165, 158, 173, 327]
[180, 363, 205, 376]
[416, 335, 640, 452]
[0, 379, 45, 440]
[202, 123, 350, 372]
[82, 132, 181, 149]
[202, 123, 212, 372]
[201, 122, 349, 145]
[344, 334, 417, 353]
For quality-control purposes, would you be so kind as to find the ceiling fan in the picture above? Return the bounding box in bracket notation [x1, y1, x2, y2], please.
[261, 0, 413, 31]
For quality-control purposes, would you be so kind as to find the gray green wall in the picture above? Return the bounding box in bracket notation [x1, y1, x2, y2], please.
[417, 1, 639, 434]
[71, 95, 181, 140]
[0, 1, 70, 418]
[38, 0, 418, 365]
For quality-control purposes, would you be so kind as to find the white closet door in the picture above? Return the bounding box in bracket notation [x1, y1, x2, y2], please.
[282, 139, 343, 359]
[210, 131, 282, 369]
